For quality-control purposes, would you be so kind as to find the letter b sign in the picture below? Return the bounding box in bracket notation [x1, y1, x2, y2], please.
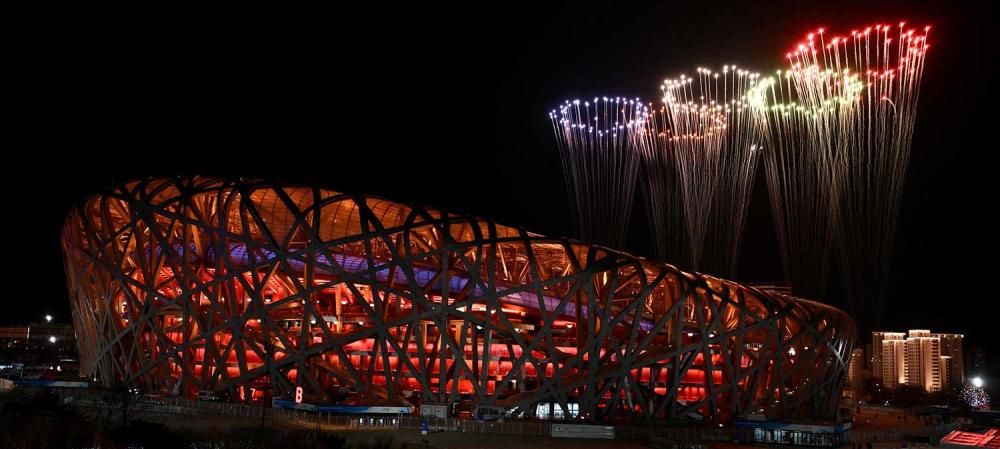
[295, 386, 303, 404]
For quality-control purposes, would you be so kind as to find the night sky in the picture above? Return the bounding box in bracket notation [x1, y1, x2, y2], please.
[11, 1, 996, 356]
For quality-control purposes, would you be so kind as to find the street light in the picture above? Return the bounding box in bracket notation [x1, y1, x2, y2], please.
[971, 376, 984, 388]
[49, 336, 57, 343]
[45, 314, 52, 323]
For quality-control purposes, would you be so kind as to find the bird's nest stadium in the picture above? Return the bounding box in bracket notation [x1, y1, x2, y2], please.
[61, 177, 854, 424]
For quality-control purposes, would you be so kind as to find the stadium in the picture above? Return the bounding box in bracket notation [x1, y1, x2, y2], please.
[60, 176, 855, 424]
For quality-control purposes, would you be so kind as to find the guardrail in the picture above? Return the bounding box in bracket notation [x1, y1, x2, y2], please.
[401, 416, 553, 436]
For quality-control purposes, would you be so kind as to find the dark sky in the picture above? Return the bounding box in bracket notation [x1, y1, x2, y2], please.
[11, 1, 997, 355]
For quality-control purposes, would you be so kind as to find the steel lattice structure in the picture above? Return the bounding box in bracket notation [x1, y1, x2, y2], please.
[61, 177, 854, 424]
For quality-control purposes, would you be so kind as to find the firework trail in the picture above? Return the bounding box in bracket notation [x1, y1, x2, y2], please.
[785, 23, 930, 330]
[751, 66, 862, 297]
[549, 97, 648, 249]
[634, 107, 689, 265]
[658, 66, 767, 276]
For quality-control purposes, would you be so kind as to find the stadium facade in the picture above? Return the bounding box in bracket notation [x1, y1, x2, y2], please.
[61, 177, 855, 424]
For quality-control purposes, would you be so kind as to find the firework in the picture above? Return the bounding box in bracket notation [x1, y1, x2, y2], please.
[784, 23, 931, 330]
[961, 385, 991, 410]
[657, 66, 767, 276]
[634, 106, 689, 264]
[549, 97, 648, 249]
[751, 67, 862, 297]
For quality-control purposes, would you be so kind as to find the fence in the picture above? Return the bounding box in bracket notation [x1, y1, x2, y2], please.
[651, 426, 744, 443]
[23, 386, 963, 443]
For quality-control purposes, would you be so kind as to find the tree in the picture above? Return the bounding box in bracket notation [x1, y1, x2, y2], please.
[861, 377, 886, 404]
[930, 385, 960, 406]
[892, 385, 929, 408]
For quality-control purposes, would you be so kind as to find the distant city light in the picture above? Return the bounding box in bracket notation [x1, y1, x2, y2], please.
[48, 336, 57, 343]
[972, 376, 984, 388]
[45, 314, 53, 323]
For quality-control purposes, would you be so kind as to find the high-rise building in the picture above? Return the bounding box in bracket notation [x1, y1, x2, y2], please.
[847, 348, 865, 387]
[939, 355, 953, 387]
[905, 333, 942, 392]
[844, 348, 867, 399]
[872, 332, 905, 381]
[874, 329, 963, 392]
[882, 339, 906, 389]
[933, 333, 965, 386]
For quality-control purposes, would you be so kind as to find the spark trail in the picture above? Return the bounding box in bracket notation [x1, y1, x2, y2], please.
[549, 97, 648, 249]
[751, 66, 862, 297]
[785, 23, 931, 329]
[658, 66, 766, 276]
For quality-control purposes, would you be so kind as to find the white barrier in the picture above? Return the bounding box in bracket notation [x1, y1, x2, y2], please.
[551, 423, 615, 439]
